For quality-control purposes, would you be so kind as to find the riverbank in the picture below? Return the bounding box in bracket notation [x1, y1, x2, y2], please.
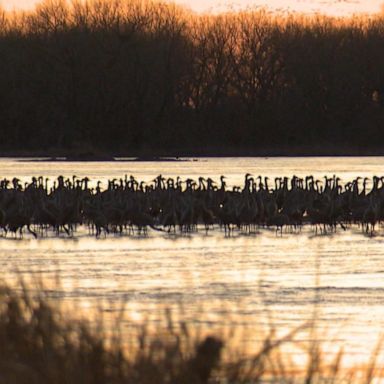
[2, 145, 384, 161]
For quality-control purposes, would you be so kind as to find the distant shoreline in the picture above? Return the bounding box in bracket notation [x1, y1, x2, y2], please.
[17, 156, 196, 162]
[1, 149, 384, 161]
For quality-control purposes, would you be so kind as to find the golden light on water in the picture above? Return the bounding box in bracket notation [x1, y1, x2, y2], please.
[2, 157, 384, 376]
[5, 227, 384, 370]
[1, 0, 383, 16]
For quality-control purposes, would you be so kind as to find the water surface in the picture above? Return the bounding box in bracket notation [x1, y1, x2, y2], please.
[2, 157, 384, 368]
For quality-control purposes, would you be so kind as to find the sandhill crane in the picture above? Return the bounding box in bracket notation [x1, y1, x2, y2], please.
[0, 173, 383, 238]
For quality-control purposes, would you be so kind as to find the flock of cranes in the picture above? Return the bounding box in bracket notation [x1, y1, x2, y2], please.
[0, 174, 383, 238]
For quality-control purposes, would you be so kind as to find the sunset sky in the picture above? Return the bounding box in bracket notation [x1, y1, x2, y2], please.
[1, 0, 383, 16]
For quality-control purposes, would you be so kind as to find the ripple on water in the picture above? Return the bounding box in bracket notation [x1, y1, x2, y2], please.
[1, 157, 384, 366]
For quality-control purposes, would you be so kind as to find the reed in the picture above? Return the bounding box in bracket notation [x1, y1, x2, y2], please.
[0, 281, 381, 383]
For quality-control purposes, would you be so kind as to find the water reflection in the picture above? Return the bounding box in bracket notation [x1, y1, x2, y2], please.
[1, 226, 384, 366]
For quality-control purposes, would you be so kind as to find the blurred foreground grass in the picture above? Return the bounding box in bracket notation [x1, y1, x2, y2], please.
[0, 283, 382, 383]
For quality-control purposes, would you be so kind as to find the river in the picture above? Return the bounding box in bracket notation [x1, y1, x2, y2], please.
[2, 157, 384, 369]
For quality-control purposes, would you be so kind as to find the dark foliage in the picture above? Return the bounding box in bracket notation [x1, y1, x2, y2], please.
[0, 1, 384, 155]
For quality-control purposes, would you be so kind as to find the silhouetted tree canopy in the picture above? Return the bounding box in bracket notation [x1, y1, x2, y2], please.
[0, 0, 383, 156]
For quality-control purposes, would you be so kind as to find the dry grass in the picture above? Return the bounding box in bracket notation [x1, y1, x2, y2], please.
[0, 282, 382, 383]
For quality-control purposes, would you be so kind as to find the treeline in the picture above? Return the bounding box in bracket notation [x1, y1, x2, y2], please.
[1, 0, 384, 155]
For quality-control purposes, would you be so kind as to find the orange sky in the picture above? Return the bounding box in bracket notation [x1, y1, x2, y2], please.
[1, 0, 382, 16]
